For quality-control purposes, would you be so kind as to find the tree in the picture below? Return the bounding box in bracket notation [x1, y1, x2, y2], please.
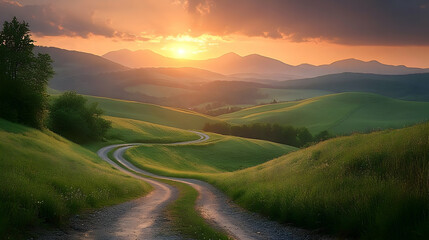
[0, 17, 53, 128]
[48, 92, 111, 143]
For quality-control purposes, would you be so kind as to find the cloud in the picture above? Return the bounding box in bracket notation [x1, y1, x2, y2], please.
[0, 0, 148, 41]
[183, 0, 429, 46]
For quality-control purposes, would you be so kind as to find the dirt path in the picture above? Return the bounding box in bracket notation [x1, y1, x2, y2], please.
[112, 133, 328, 240]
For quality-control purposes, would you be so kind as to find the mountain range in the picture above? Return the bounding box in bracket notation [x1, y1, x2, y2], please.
[103, 49, 429, 79]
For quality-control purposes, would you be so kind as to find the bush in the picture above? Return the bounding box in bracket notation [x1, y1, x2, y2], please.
[48, 92, 111, 143]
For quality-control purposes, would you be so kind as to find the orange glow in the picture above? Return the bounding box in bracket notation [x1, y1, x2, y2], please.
[20, 0, 429, 68]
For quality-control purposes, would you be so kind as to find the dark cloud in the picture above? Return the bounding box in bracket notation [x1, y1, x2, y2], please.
[0, 0, 147, 41]
[183, 0, 429, 46]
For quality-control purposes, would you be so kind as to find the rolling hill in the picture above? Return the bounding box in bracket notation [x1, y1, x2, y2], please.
[103, 49, 429, 78]
[276, 72, 429, 101]
[220, 92, 429, 134]
[206, 122, 429, 239]
[81, 95, 222, 130]
[124, 133, 296, 176]
[0, 118, 151, 238]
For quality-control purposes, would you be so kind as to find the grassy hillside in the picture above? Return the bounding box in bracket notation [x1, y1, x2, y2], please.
[84, 116, 200, 152]
[0, 118, 152, 238]
[221, 92, 429, 134]
[77, 95, 221, 130]
[106, 116, 198, 143]
[206, 123, 429, 239]
[124, 133, 296, 176]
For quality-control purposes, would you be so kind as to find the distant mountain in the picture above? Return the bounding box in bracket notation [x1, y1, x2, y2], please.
[103, 50, 297, 77]
[103, 49, 429, 79]
[35, 46, 129, 87]
[276, 72, 429, 101]
[295, 58, 427, 77]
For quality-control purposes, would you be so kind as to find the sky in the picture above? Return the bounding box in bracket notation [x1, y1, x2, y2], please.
[1, 0, 429, 67]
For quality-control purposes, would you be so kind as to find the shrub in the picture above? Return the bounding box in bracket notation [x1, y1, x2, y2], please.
[48, 92, 111, 143]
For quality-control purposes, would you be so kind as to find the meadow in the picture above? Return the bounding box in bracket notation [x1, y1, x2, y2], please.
[0, 118, 152, 238]
[124, 133, 296, 176]
[83, 95, 221, 129]
[221, 92, 429, 135]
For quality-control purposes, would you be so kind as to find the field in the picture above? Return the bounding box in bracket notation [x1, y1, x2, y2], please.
[83, 95, 221, 129]
[0, 118, 152, 238]
[205, 123, 429, 239]
[220, 92, 429, 135]
[124, 133, 296, 176]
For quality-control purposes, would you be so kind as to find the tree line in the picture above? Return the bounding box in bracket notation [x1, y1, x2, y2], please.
[0, 17, 110, 143]
[203, 122, 332, 147]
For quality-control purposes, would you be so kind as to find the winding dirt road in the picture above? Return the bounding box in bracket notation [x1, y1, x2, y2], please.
[39, 131, 327, 240]
[105, 131, 325, 240]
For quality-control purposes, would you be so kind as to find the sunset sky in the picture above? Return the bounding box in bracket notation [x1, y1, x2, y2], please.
[1, 0, 429, 67]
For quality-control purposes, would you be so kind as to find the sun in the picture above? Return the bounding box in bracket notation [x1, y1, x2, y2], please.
[177, 48, 186, 55]
[176, 48, 187, 58]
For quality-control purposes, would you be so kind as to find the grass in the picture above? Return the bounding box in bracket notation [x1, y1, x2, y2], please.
[84, 116, 200, 152]
[0, 118, 152, 239]
[203, 122, 429, 239]
[83, 95, 221, 129]
[162, 180, 230, 239]
[124, 133, 297, 177]
[220, 92, 429, 135]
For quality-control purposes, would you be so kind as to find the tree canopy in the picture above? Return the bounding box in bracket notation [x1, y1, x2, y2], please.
[0, 17, 54, 128]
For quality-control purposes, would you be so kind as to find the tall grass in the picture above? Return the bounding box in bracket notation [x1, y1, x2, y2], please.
[206, 123, 429, 239]
[0, 118, 152, 239]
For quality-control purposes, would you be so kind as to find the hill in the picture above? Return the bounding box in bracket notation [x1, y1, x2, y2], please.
[35, 46, 129, 90]
[220, 92, 429, 134]
[0, 118, 151, 238]
[103, 49, 428, 78]
[124, 133, 296, 176]
[206, 122, 429, 239]
[81, 95, 222, 129]
[276, 72, 429, 101]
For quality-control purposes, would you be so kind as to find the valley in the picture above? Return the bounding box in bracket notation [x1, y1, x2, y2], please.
[1, 12, 428, 239]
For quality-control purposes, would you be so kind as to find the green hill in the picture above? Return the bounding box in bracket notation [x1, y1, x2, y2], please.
[220, 92, 429, 134]
[206, 122, 429, 239]
[83, 116, 201, 152]
[0, 118, 152, 238]
[76, 95, 221, 130]
[124, 133, 297, 176]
